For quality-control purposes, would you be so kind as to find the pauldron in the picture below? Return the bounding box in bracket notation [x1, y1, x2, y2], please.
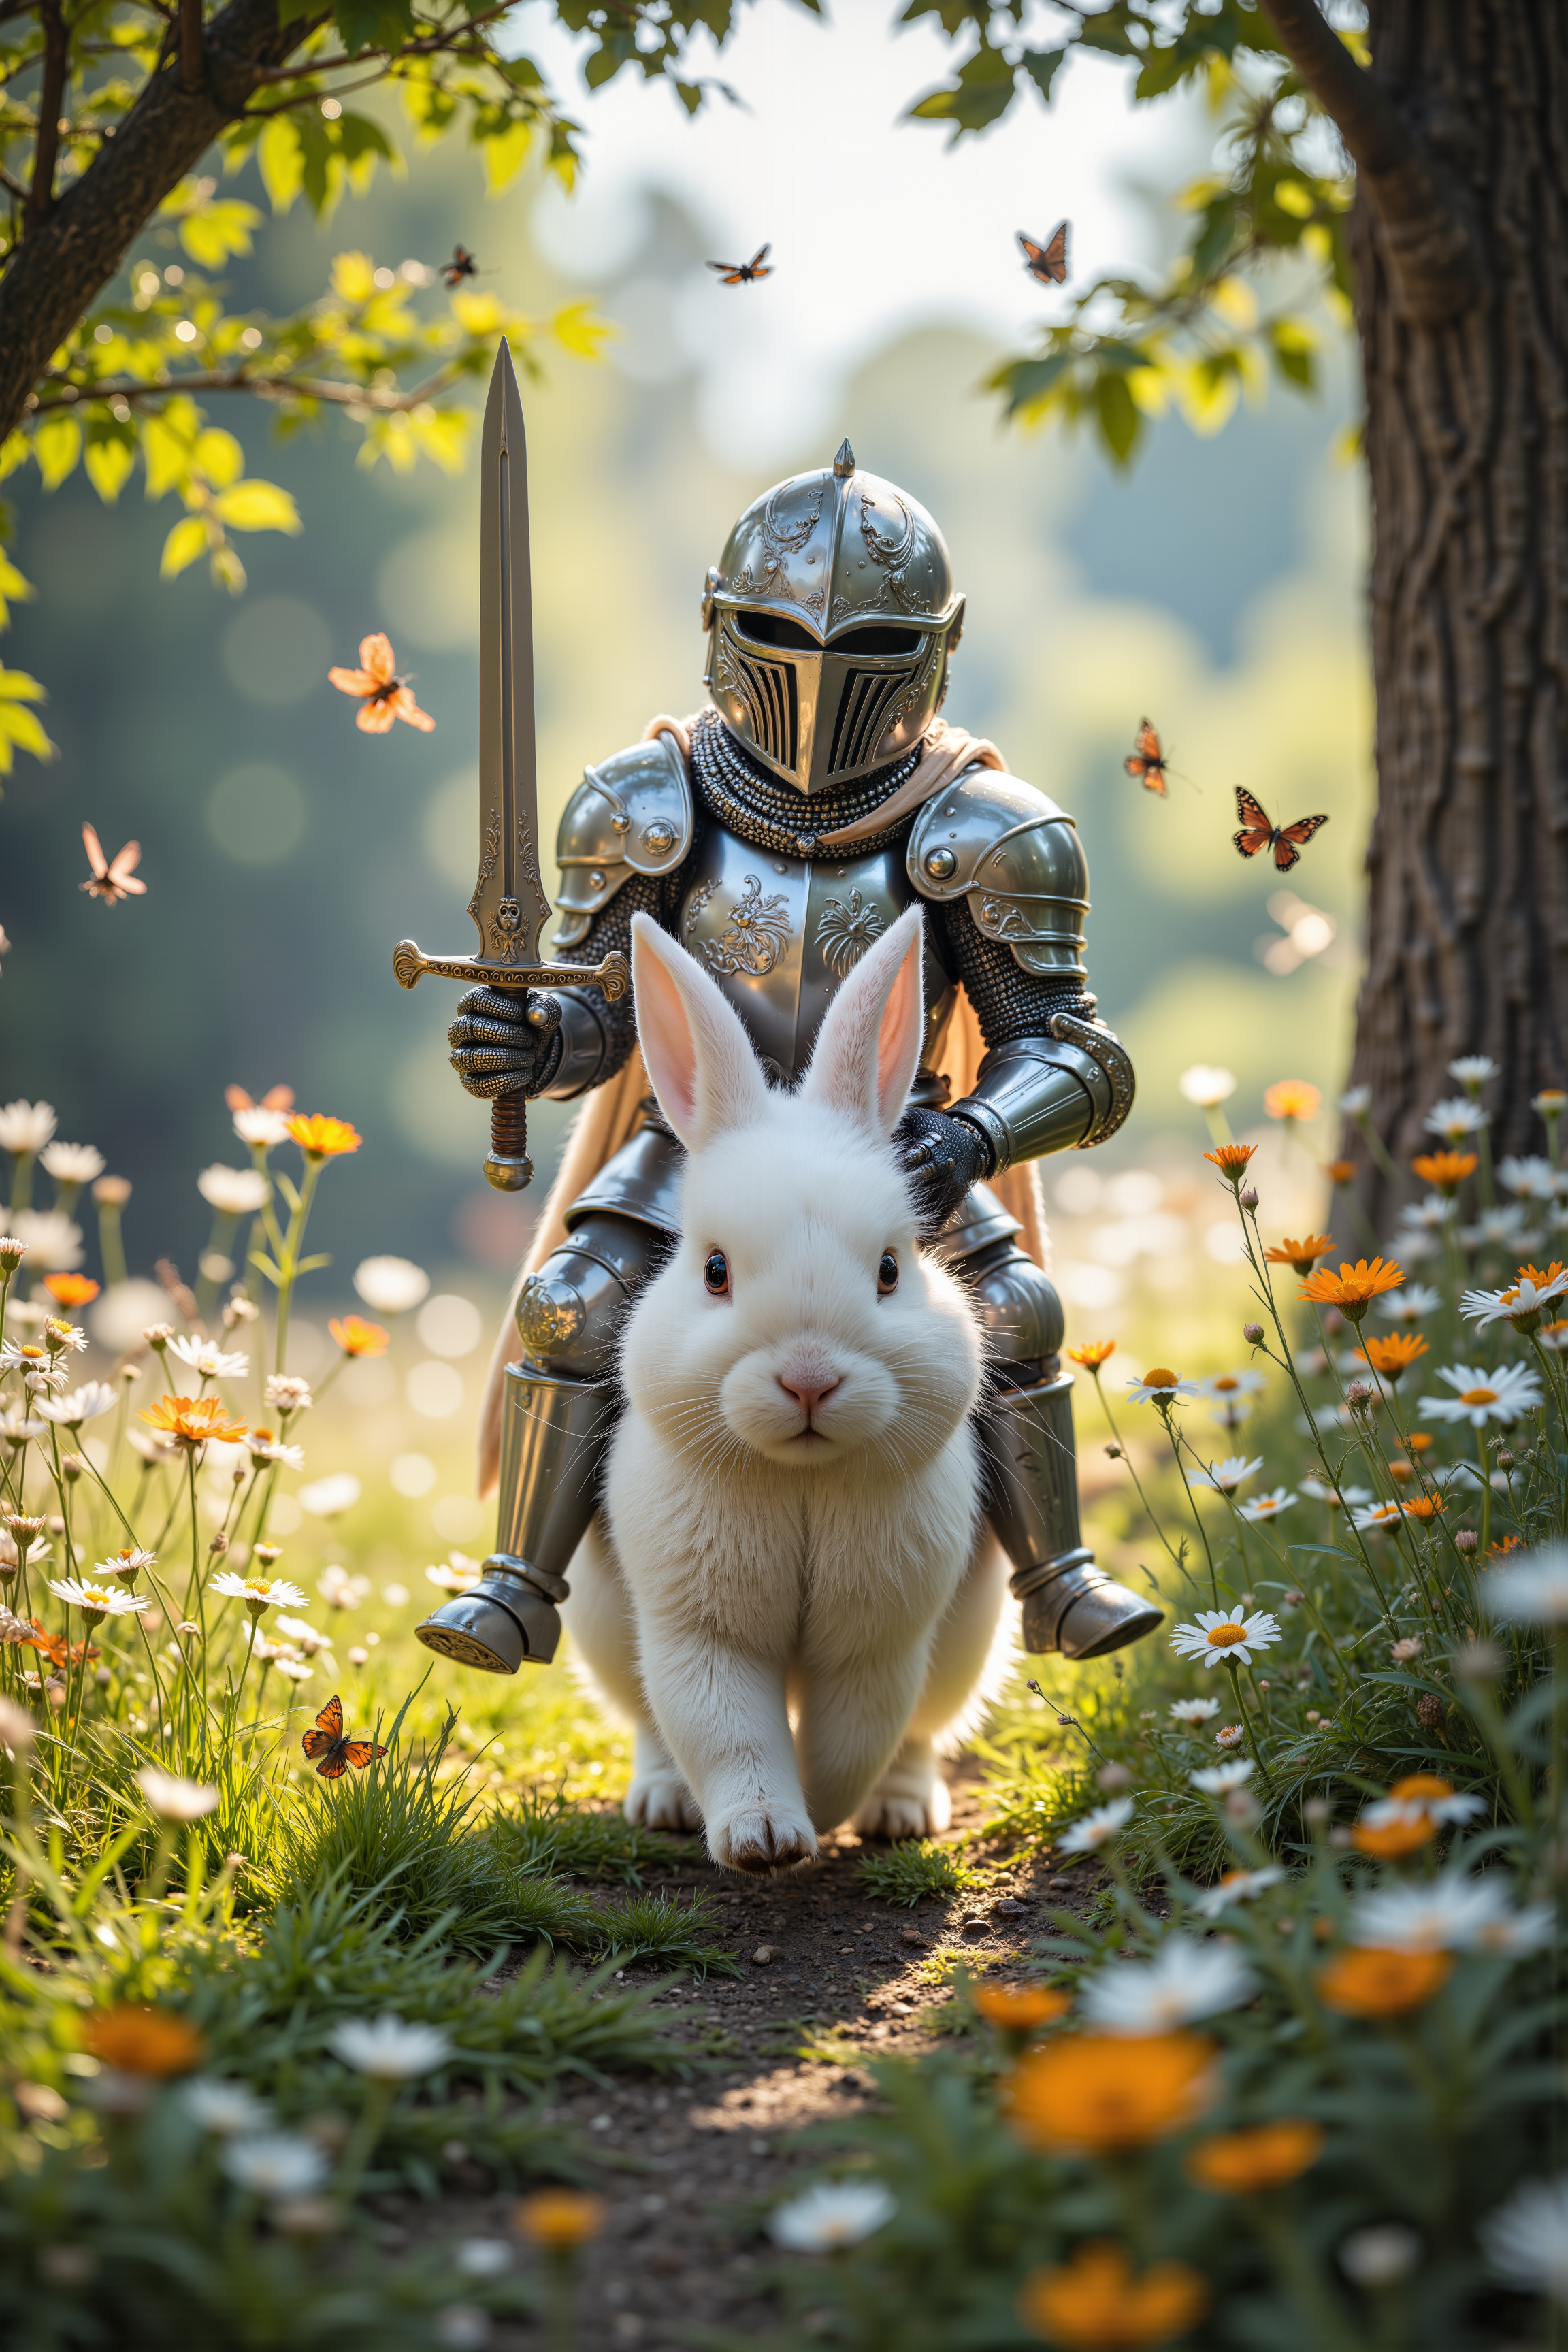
[549, 734, 694, 953]
[906, 770, 1088, 980]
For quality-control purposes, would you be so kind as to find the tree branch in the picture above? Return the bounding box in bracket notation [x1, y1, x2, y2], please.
[1257, 0, 1483, 325]
[180, 0, 204, 93]
[28, 359, 471, 411]
[27, 0, 67, 229]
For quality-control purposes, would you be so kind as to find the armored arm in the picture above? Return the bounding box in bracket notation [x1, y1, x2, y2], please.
[909, 772, 1134, 1173]
[448, 734, 696, 1105]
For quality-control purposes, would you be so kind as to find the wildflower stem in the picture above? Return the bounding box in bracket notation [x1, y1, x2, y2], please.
[1092, 1375, 1188, 1581]
[1162, 1410, 1220, 1607]
[1226, 1664, 1273, 1789]
[1247, 2198, 1371, 2352]
[1353, 1108, 1401, 1186]
[335, 2074, 397, 2208]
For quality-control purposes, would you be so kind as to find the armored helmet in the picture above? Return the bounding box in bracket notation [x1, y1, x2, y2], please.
[702, 442, 965, 798]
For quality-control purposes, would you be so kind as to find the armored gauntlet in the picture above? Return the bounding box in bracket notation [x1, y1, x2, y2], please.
[448, 986, 563, 1100]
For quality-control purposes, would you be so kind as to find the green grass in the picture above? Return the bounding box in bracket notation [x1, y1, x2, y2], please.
[855, 1840, 991, 1908]
[491, 1785, 704, 1882]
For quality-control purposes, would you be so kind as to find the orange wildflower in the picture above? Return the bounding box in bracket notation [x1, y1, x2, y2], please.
[1264, 1079, 1320, 1123]
[1516, 1260, 1567, 1291]
[1324, 1160, 1357, 1185]
[1316, 1947, 1453, 2019]
[1406, 1431, 1433, 1455]
[22, 1617, 98, 1668]
[1203, 1143, 1257, 1183]
[1263, 1234, 1334, 1274]
[285, 1114, 361, 1160]
[329, 1315, 389, 1360]
[1410, 1149, 1477, 1192]
[1360, 1332, 1429, 1383]
[1350, 1772, 1459, 1859]
[1490, 1534, 1525, 1559]
[514, 2190, 607, 2249]
[43, 1273, 99, 1307]
[1006, 2034, 1215, 2156]
[139, 1394, 249, 1448]
[1185, 2119, 1325, 2195]
[1067, 1340, 1116, 1371]
[82, 2004, 206, 2076]
[1296, 1258, 1405, 1322]
[973, 1984, 1072, 2033]
[1017, 2241, 1210, 2351]
[1402, 1494, 1446, 1522]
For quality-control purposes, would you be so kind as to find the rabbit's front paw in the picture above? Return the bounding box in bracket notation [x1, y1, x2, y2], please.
[708, 1802, 817, 1876]
[624, 1767, 702, 1831]
[852, 1759, 951, 1841]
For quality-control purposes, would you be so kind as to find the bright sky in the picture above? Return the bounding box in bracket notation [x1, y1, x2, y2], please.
[517, 0, 1207, 465]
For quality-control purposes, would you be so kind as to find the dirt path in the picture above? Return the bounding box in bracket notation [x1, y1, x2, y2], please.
[391, 1774, 1092, 2348]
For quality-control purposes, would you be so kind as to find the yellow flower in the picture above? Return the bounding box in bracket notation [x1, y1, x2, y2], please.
[1185, 2119, 1325, 2194]
[1005, 2033, 1215, 2155]
[285, 1113, 362, 1160]
[1410, 1149, 1477, 1192]
[1264, 1079, 1320, 1123]
[1017, 2240, 1210, 2350]
[1296, 1258, 1406, 1322]
[1263, 1234, 1334, 1274]
[139, 1394, 249, 1448]
[973, 1984, 1072, 2033]
[82, 2004, 206, 2076]
[328, 1314, 389, 1359]
[1359, 1333, 1430, 1382]
[1067, 1341, 1116, 1371]
[514, 2189, 607, 2249]
[1316, 1946, 1453, 2018]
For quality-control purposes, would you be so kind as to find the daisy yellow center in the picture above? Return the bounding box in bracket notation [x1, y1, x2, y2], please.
[19, 1347, 43, 1362]
[80, 1588, 113, 1608]
[1145, 1367, 1179, 1389]
[1212, 1375, 1239, 1392]
[1459, 1386, 1497, 1405]
[244, 1581, 273, 1598]
[1206, 1622, 1247, 1648]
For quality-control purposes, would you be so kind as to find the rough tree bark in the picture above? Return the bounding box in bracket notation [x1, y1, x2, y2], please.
[1269, 0, 1568, 1232]
[0, 0, 312, 447]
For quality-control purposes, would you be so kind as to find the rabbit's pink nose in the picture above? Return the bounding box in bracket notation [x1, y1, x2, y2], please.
[779, 1375, 840, 1418]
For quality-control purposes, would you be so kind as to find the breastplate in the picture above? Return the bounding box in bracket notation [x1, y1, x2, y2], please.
[677, 821, 955, 1083]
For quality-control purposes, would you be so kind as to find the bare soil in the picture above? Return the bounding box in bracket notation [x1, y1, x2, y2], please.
[386, 1768, 1097, 2349]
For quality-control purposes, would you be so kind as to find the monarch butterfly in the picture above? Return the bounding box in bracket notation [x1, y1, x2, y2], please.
[1124, 718, 1169, 796]
[79, 822, 146, 904]
[1017, 221, 1069, 287]
[301, 1693, 387, 1780]
[327, 634, 436, 734]
[441, 245, 483, 286]
[1233, 787, 1330, 873]
[225, 1083, 294, 1113]
[707, 244, 772, 286]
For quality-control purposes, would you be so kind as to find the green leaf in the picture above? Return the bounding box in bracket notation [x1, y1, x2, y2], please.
[1094, 371, 1140, 466]
[213, 479, 302, 534]
[479, 116, 534, 193]
[296, 1253, 333, 1273]
[84, 434, 135, 504]
[160, 514, 209, 578]
[331, 0, 414, 54]
[32, 413, 82, 492]
[0, 669, 56, 774]
[179, 196, 262, 270]
[0, 553, 35, 632]
[257, 118, 304, 214]
[1019, 47, 1065, 104]
[248, 1251, 284, 1287]
[195, 428, 245, 488]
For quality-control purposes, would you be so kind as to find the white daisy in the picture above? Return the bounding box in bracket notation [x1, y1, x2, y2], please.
[274, 1614, 331, 1654]
[1353, 1499, 1407, 1535]
[425, 1556, 483, 1592]
[1301, 1475, 1373, 1509]
[1081, 1937, 1256, 2034]
[770, 2180, 896, 2253]
[1424, 1096, 1488, 1139]
[328, 2012, 452, 2080]
[1375, 1283, 1444, 1324]
[1399, 1194, 1457, 1232]
[1480, 2177, 1568, 2303]
[1056, 1797, 1134, 1855]
[222, 2134, 327, 2197]
[1359, 1785, 1485, 1832]
[1196, 1369, 1264, 1403]
[1186, 1455, 1264, 1497]
[1178, 1066, 1236, 1109]
[1460, 1206, 1530, 1250]
[183, 2078, 274, 2137]
[456, 2241, 513, 2279]
[274, 1657, 314, 1684]
[1448, 1056, 1499, 1090]
[210, 1571, 308, 1613]
[352, 1255, 431, 1315]
[1418, 1362, 1544, 1427]
[232, 1106, 292, 1149]
[1239, 1486, 1296, 1524]
[1125, 1369, 1198, 1406]
[1498, 1155, 1559, 1201]
[48, 1577, 148, 1618]
[197, 1164, 271, 1216]
[135, 1767, 218, 1820]
[298, 1473, 360, 1518]
[1190, 1759, 1255, 1795]
[264, 1375, 313, 1415]
[35, 1381, 118, 1427]
[248, 1435, 305, 1470]
[166, 1335, 250, 1380]
[1338, 1084, 1371, 1115]
[7, 1210, 83, 1270]
[1351, 1873, 1554, 1957]
[1486, 1546, 1568, 1625]
[1194, 1866, 1285, 1918]
[1459, 1271, 1568, 1330]
[1169, 1610, 1281, 1669]
[1168, 1697, 1221, 1725]
[0, 1099, 57, 1154]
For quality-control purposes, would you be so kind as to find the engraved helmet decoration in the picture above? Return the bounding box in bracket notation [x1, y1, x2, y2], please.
[702, 442, 965, 799]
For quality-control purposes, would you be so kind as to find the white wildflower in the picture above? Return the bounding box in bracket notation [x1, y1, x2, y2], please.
[35, 1382, 118, 1427]
[1178, 1066, 1236, 1109]
[1190, 1759, 1256, 1795]
[1418, 1362, 1544, 1427]
[1239, 1486, 1296, 1523]
[1351, 1873, 1554, 1957]
[6, 1210, 83, 1271]
[1194, 1867, 1285, 1918]
[39, 1141, 104, 1186]
[1447, 1056, 1499, 1090]
[183, 2078, 274, 2137]
[232, 1106, 291, 1149]
[1056, 1797, 1134, 1855]
[1480, 2177, 1568, 2304]
[135, 1767, 219, 1821]
[1498, 1154, 1559, 1200]
[48, 1577, 148, 1618]
[298, 1474, 361, 1518]
[210, 1572, 309, 1613]
[1126, 1369, 1199, 1406]
[1375, 1282, 1445, 1324]
[1424, 1096, 1488, 1139]
[1081, 1937, 1256, 2034]
[1186, 1455, 1264, 1497]
[327, 2013, 452, 2080]
[222, 2134, 327, 2198]
[1486, 1546, 1568, 1625]
[1168, 1697, 1221, 1725]
[769, 2180, 896, 2253]
[166, 1335, 250, 1380]
[1169, 1609, 1281, 1669]
[1337, 1085, 1371, 1116]
[197, 1164, 272, 1216]
[352, 1256, 430, 1314]
[0, 1100, 57, 1154]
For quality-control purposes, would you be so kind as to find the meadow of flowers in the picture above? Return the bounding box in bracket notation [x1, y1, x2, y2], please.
[0, 1054, 1564, 2351]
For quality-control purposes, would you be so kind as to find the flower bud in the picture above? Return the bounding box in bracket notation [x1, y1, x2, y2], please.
[59, 1453, 85, 1483]
[1496, 1449, 1514, 1469]
[208, 1532, 229, 1555]
[0, 1237, 24, 1274]
[1302, 1797, 1329, 1826]
[1243, 1322, 1264, 1345]
[1239, 1186, 1259, 1211]
[1454, 1529, 1478, 1556]
[1345, 1381, 1373, 1413]
[1103, 1442, 1122, 1460]
[1416, 1692, 1443, 1727]
[252, 1542, 282, 1565]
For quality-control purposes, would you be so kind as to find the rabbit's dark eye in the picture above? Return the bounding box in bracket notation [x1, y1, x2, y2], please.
[878, 1251, 899, 1294]
[704, 1251, 731, 1297]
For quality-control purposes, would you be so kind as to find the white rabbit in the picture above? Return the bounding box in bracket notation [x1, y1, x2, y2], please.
[560, 902, 1004, 1874]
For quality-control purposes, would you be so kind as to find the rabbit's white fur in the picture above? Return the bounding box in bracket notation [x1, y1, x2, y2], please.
[560, 904, 998, 1873]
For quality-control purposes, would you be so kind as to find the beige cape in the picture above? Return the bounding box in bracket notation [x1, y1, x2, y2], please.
[477, 717, 1050, 1494]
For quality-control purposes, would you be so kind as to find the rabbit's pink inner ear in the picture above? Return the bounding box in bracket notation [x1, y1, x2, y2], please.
[630, 917, 704, 1141]
[630, 910, 770, 1148]
[873, 918, 926, 1135]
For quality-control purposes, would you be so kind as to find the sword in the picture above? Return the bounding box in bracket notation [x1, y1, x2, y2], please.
[392, 339, 629, 1192]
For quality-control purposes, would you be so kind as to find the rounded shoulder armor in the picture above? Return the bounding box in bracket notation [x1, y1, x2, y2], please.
[906, 767, 1089, 979]
[551, 733, 694, 951]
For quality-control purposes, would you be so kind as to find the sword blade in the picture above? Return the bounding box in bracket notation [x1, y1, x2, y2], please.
[471, 340, 551, 971]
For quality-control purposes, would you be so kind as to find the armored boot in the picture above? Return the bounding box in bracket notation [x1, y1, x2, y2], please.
[416, 1126, 681, 1673]
[943, 1188, 1162, 1660]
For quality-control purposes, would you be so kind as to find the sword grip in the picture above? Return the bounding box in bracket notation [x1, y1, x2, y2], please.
[485, 1091, 532, 1194]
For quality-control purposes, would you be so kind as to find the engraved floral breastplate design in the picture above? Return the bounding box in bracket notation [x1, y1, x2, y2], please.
[698, 875, 794, 979]
[814, 889, 885, 975]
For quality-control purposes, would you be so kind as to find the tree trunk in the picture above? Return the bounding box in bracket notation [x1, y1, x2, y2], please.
[1346, 1, 1568, 1229]
[0, 0, 308, 448]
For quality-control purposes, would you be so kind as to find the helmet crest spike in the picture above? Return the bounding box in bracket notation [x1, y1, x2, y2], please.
[833, 439, 855, 478]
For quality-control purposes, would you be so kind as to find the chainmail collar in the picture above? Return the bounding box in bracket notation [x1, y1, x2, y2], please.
[688, 710, 924, 862]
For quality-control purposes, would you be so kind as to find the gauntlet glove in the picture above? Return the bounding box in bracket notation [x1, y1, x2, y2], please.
[894, 1107, 994, 1235]
[448, 987, 564, 1101]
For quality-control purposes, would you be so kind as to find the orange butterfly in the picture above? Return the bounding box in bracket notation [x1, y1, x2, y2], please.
[79, 822, 147, 904]
[1017, 221, 1069, 286]
[1233, 787, 1330, 873]
[327, 634, 436, 735]
[1124, 718, 1169, 796]
[707, 244, 772, 286]
[440, 244, 485, 287]
[225, 1083, 294, 1113]
[301, 1693, 387, 1780]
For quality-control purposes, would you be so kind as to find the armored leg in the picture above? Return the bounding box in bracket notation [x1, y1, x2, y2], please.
[417, 1123, 683, 1673]
[941, 1187, 1162, 1661]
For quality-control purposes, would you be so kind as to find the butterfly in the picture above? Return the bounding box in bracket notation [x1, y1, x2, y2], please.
[327, 634, 436, 734]
[225, 1083, 294, 1114]
[301, 1693, 387, 1780]
[1233, 787, 1330, 872]
[440, 244, 484, 287]
[1017, 221, 1069, 287]
[79, 822, 146, 904]
[1124, 718, 1169, 796]
[707, 244, 772, 286]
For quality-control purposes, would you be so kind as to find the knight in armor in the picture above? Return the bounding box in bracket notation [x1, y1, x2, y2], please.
[417, 442, 1161, 1676]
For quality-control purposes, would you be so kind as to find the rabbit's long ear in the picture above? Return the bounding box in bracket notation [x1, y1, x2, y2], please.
[631, 911, 772, 1152]
[800, 904, 925, 1139]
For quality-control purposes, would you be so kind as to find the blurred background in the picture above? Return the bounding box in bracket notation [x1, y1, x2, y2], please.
[0, 0, 1368, 1448]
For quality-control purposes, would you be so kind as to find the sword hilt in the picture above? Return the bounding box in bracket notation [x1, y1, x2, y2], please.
[486, 1092, 532, 1194]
